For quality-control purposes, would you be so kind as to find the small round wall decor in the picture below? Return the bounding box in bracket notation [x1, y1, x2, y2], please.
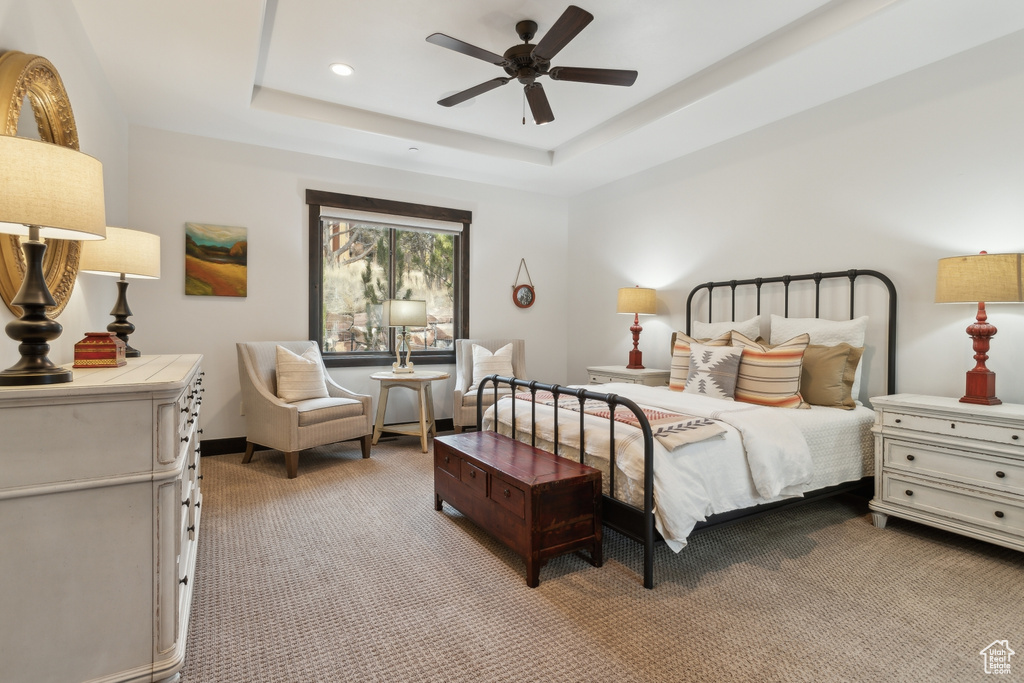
[512, 258, 536, 309]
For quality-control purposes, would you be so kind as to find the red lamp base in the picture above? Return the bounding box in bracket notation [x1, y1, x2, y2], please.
[626, 349, 644, 370]
[961, 369, 1000, 405]
[959, 302, 1000, 405]
[626, 314, 645, 369]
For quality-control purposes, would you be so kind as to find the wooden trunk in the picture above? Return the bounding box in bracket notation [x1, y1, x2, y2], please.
[433, 431, 602, 587]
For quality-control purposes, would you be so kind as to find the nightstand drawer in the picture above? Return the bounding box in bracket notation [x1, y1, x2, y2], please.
[882, 412, 1024, 447]
[589, 372, 630, 385]
[884, 440, 1024, 497]
[881, 473, 1024, 535]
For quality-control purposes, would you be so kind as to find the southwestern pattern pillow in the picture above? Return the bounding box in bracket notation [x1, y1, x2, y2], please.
[730, 332, 810, 409]
[669, 331, 731, 391]
[684, 343, 742, 400]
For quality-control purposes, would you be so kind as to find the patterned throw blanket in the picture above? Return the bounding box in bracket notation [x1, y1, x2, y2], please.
[514, 391, 726, 451]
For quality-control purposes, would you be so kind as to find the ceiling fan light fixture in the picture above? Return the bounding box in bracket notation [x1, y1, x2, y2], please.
[329, 63, 354, 77]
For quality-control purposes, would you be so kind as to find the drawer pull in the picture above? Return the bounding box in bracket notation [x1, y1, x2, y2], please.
[995, 511, 1005, 519]
[197, 475, 203, 481]
[1013, 435, 1020, 441]
[469, 470, 476, 479]
[996, 471, 1006, 478]
[503, 488, 511, 498]
[188, 463, 196, 470]
[180, 407, 188, 413]
[894, 418, 901, 424]
[196, 502, 201, 510]
[444, 455, 449, 464]
[905, 490, 914, 496]
[906, 454, 915, 462]
[187, 525, 195, 533]
[180, 436, 188, 443]
[180, 576, 188, 586]
[182, 498, 190, 507]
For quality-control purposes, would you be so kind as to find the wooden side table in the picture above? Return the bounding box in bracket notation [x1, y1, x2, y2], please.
[371, 370, 450, 452]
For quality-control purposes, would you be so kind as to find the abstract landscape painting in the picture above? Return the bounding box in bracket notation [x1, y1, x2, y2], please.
[185, 223, 247, 297]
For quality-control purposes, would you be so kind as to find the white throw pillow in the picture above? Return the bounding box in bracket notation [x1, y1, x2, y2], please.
[692, 315, 760, 341]
[470, 343, 514, 391]
[769, 314, 869, 399]
[276, 345, 329, 403]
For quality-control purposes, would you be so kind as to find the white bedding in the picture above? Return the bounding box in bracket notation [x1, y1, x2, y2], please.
[485, 383, 874, 552]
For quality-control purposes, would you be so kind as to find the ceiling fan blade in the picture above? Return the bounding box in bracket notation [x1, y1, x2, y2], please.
[524, 83, 554, 125]
[532, 5, 593, 62]
[438, 77, 510, 107]
[426, 33, 509, 66]
[549, 66, 638, 87]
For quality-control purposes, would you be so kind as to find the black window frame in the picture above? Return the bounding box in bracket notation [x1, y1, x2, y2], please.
[306, 190, 470, 368]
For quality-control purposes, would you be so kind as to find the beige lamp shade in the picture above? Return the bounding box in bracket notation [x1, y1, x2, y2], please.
[0, 135, 106, 239]
[617, 286, 657, 315]
[383, 299, 427, 327]
[935, 253, 1024, 303]
[79, 227, 161, 279]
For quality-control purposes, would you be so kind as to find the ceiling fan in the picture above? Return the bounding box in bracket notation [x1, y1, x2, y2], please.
[426, 5, 637, 125]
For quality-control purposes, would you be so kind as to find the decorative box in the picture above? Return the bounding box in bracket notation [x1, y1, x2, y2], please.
[74, 332, 127, 368]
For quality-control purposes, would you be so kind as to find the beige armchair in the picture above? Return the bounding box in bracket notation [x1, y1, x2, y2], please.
[236, 341, 372, 478]
[453, 338, 526, 433]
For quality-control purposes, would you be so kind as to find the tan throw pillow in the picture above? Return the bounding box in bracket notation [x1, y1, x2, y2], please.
[801, 343, 864, 409]
[276, 345, 329, 403]
[470, 343, 514, 391]
[684, 343, 742, 400]
[669, 331, 730, 391]
[730, 332, 810, 409]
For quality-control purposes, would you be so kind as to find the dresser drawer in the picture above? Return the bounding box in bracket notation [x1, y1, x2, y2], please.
[490, 475, 526, 518]
[881, 473, 1024, 536]
[884, 440, 1024, 497]
[461, 459, 487, 496]
[882, 411, 1024, 447]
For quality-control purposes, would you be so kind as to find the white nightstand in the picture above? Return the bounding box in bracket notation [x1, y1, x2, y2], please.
[587, 365, 670, 386]
[869, 394, 1024, 552]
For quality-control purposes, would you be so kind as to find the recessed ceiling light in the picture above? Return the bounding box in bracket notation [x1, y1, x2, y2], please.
[330, 63, 354, 76]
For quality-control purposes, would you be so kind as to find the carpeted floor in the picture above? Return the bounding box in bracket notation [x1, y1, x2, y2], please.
[181, 437, 1023, 682]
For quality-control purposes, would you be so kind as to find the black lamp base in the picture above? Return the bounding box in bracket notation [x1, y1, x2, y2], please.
[0, 238, 70, 386]
[107, 278, 140, 357]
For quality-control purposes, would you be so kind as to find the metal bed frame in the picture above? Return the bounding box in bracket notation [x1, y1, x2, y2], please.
[477, 269, 897, 589]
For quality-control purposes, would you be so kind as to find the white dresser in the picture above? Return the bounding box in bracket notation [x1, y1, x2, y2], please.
[587, 365, 670, 386]
[0, 355, 205, 683]
[870, 394, 1024, 552]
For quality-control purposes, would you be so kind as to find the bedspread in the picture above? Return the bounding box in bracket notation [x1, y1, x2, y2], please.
[485, 383, 825, 551]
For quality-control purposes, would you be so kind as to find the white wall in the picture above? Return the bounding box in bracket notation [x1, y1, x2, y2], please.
[123, 128, 569, 439]
[567, 31, 1024, 405]
[0, 0, 131, 371]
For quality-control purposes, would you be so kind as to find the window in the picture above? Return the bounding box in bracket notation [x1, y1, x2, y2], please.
[306, 190, 470, 367]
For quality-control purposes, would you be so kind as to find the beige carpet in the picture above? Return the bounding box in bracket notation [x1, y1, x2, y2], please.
[182, 437, 1023, 682]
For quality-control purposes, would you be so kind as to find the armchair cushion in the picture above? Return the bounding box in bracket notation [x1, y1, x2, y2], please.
[276, 345, 329, 402]
[470, 342, 514, 391]
[295, 397, 365, 427]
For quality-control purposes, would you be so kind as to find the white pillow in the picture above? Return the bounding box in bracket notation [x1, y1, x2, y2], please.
[692, 315, 760, 341]
[769, 315, 869, 399]
[470, 343, 514, 391]
[276, 345, 329, 403]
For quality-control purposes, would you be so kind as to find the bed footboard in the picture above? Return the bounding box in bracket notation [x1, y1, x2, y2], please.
[476, 375, 659, 589]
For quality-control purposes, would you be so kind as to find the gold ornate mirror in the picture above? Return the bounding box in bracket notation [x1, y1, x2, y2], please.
[0, 51, 83, 318]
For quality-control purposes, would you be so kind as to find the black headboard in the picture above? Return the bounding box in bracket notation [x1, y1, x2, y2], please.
[685, 269, 897, 395]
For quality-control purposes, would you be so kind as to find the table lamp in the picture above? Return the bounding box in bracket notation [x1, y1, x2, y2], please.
[79, 227, 161, 357]
[617, 285, 657, 369]
[383, 299, 427, 373]
[0, 135, 106, 385]
[935, 251, 1024, 405]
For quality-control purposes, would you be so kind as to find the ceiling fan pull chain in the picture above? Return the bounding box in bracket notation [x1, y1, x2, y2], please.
[522, 91, 526, 125]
